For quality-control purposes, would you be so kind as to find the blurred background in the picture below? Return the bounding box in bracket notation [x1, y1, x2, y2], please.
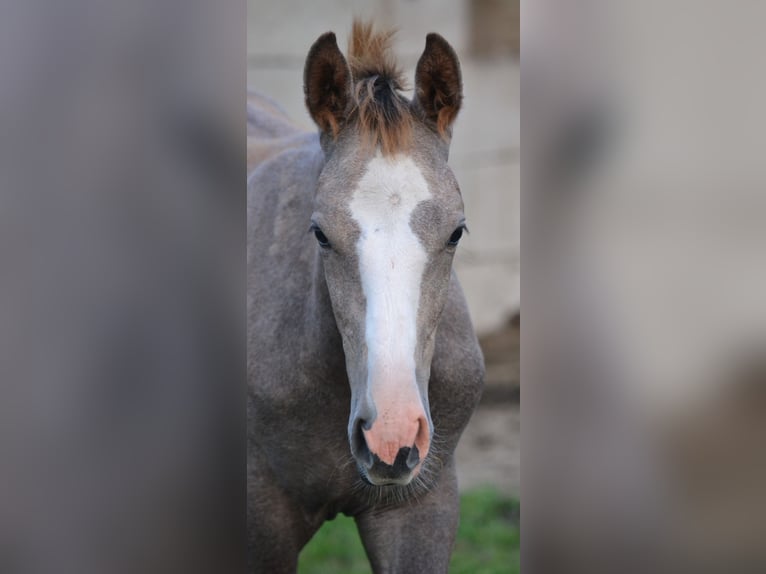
[248, 0, 519, 571]
[523, 2, 766, 572]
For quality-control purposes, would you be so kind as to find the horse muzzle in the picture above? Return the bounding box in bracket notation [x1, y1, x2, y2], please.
[350, 398, 431, 486]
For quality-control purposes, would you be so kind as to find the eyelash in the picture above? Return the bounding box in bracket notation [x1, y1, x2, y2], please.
[448, 224, 467, 246]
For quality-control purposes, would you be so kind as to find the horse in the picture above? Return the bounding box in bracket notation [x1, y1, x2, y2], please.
[248, 21, 484, 573]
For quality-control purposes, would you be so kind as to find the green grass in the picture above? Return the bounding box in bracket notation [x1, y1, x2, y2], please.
[298, 487, 519, 574]
[296, 514, 371, 574]
[449, 488, 520, 574]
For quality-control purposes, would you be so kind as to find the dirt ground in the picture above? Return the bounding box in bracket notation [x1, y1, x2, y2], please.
[456, 403, 520, 497]
[455, 314, 520, 497]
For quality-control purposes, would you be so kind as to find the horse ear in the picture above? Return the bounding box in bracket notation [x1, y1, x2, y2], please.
[414, 33, 463, 137]
[304, 32, 352, 137]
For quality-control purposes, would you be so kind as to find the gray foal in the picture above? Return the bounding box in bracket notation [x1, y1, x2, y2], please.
[248, 21, 484, 573]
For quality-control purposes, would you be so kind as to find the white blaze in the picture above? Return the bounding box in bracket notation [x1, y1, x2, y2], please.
[349, 154, 431, 389]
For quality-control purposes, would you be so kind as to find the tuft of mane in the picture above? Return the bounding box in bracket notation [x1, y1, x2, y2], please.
[347, 20, 412, 155]
[348, 20, 406, 88]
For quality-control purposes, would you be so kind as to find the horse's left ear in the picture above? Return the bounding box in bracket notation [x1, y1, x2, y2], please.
[413, 33, 463, 137]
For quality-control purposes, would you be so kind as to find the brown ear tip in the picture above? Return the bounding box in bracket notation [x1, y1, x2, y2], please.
[305, 31, 344, 85]
[424, 33, 449, 49]
[319, 31, 337, 43]
[311, 31, 338, 51]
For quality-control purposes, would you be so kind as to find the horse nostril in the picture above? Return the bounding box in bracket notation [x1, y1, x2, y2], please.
[352, 418, 373, 469]
[391, 447, 411, 475]
[405, 445, 420, 470]
[369, 447, 416, 479]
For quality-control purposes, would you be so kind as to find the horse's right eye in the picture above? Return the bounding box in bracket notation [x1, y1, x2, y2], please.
[313, 227, 330, 248]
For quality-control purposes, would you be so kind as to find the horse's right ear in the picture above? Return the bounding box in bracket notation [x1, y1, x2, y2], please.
[304, 32, 352, 138]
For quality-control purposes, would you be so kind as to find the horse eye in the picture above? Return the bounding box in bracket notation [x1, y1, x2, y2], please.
[448, 226, 464, 246]
[313, 228, 330, 248]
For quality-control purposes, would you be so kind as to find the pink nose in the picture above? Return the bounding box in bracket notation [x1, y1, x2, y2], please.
[361, 407, 430, 468]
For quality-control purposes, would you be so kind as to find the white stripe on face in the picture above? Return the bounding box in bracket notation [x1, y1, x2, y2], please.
[349, 153, 432, 395]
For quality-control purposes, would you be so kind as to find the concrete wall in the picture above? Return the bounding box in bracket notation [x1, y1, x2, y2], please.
[248, 0, 519, 334]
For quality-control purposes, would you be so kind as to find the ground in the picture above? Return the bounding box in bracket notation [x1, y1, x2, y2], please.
[456, 404, 519, 497]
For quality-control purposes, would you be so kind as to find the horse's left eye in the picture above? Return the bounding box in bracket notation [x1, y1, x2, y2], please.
[448, 226, 464, 246]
